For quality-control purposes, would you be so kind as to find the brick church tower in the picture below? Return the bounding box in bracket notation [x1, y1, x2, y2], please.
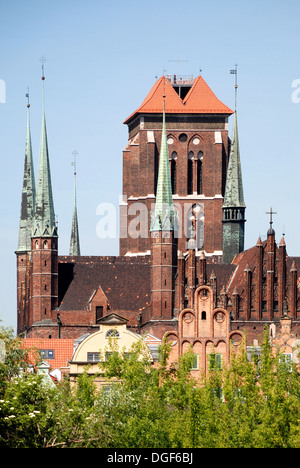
[16, 71, 58, 336]
[120, 74, 239, 261]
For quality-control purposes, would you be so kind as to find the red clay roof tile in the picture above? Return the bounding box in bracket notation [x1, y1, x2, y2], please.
[124, 75, 233, 123]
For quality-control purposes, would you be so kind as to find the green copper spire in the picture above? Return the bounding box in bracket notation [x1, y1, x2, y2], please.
[33, 71, 57, 237]
[17, 98, 36, 252]
[69, 153, 81, 256]
[223, 110, 245, 209]
[150, 96, 175, 231]
[222, 75, 246, 264]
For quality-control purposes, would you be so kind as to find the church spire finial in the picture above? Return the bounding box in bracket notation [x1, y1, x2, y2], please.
[266, 207, 276, 235]
[69, 150, 81, 256]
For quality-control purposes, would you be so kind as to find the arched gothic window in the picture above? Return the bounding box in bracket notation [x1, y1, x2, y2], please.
[171, 151, 177, 194]
[187, 152, 194, 195]
[197, 151, 203, 194]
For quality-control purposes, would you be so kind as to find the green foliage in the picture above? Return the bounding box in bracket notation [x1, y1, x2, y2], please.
[0, 327, 29, 397]
[0, 326, 299, 448]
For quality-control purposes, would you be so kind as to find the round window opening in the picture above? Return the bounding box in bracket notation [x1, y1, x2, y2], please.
[179, 133, 187, 142]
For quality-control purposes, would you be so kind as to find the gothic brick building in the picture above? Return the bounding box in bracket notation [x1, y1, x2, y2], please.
[16, 72, 300, 350]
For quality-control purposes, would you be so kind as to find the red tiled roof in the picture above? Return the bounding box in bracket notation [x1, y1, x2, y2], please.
[124, 75, 233, 123]
[21, 338, 74, 370]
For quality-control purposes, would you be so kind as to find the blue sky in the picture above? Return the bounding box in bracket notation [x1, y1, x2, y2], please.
[1, 0, 300, 330]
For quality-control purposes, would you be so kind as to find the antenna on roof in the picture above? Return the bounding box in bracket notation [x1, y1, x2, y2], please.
[230, 64, 238, 111]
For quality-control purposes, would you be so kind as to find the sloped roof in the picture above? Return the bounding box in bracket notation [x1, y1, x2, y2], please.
[21, 338, 74, 370]
[58, 256, 151, 312]
[124, 75, 233, 123]
[226, 245, 258, 296]
[206, 262, 237, 296]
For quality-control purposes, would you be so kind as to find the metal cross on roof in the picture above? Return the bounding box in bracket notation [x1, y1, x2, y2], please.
[266, 207, 277, 227]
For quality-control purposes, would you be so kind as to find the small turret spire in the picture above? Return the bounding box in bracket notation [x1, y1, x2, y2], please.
[150, 93, 175, 231]
[33, 58, 56, 237]
[69, 151, 81, 256]
[16, 91, 36, 252]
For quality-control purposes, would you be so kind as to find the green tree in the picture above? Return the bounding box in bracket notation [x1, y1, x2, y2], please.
[0, 327, 29, 397]
[189, 327, 300, 448]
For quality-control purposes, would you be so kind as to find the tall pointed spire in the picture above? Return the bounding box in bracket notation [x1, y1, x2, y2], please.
[69, 151, 81, 256]
[222, 67, 246, 264]
[17, 92, 36, 252]
[223, 110, 245, 208]
[150, 93, 175, 231]
[33, 59, 57, 237]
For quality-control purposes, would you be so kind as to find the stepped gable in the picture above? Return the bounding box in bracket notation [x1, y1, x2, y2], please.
[224, 241, 300, 297]
[58, 256, 151, 312]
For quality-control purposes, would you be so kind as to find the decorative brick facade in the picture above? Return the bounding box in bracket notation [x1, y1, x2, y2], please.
[165, 285, 243, 376]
